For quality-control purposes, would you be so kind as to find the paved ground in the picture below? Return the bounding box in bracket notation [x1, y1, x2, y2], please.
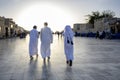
[0, 35, 120, 80]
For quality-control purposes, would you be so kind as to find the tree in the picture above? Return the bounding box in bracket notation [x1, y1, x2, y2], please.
[101, 10, 115, 18]
[86, 10, 115, 24]
[86, 11, 100, 24]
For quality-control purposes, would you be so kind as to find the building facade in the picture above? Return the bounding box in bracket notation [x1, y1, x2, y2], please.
[73, 23, 93, 33]
[94, 17, 120, 33]
[0, 17, 5, 38]
[73, 17, 120, 36]
[0, 16, 25, 38]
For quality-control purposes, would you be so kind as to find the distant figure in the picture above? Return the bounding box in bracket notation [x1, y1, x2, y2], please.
[96, 31, 99, 39]
[99, 31, 106, 39]
[5, 27, 8, 38]
[40, 22, 53, 62]
[102, 31, 106, 39]
[13, 30, 17, 37]
[61, 32, 63, 38]
[63, 25, 74, 67]
[20, 30, 26, 38]
[10, 28, 13, 37]
[29, 25, 39, 60]
[99, 31, 103, 39]
[57, 32, 60, 39]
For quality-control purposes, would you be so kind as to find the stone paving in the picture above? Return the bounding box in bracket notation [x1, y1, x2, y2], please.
[0, 35, 120, 80]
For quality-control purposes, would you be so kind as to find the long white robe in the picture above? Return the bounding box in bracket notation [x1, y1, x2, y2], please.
[40, 26, 53, 58]
[63, 25, 74, 61]
[29, 29, 39, 56]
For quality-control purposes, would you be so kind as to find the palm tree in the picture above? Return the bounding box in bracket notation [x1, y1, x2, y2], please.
[86, 11, 100, 24]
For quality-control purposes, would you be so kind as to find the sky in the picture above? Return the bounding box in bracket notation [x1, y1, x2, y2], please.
[0, 0, 120, 32]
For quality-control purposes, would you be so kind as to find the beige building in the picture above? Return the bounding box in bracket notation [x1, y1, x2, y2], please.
[73, 17, 120, 35]
[5, 18, 16, 37]
[0, 17, 5, 38]
[73, 23, 93, 33]
[94, 17, 120, 33]
[0, 17, 4, 37]
[0, 16, 23, 38]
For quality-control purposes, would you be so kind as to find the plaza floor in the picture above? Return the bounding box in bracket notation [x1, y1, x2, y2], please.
[0, 35, 120, 80]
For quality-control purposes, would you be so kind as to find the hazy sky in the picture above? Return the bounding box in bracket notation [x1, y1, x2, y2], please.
[0, 0, 120, 31]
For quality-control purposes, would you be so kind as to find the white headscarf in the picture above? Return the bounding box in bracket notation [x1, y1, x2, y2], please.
[64, 25, 74, 38]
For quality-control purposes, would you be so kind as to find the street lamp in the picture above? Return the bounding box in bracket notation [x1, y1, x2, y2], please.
[11, 25, 13, 28]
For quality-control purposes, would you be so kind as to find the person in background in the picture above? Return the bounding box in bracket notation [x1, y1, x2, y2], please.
[29, 25, 39, 60]
[96, 31, 99, 39]
[63, 25, 74, 67]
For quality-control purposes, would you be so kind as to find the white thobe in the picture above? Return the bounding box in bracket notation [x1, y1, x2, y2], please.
[40, 26, 53, 58]
[63, 25, 74, 61]
[29, 29, 39, 56]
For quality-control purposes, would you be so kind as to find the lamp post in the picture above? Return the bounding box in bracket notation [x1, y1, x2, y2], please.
[10, 24, 13, 37]
[11, 24, 13, 28]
